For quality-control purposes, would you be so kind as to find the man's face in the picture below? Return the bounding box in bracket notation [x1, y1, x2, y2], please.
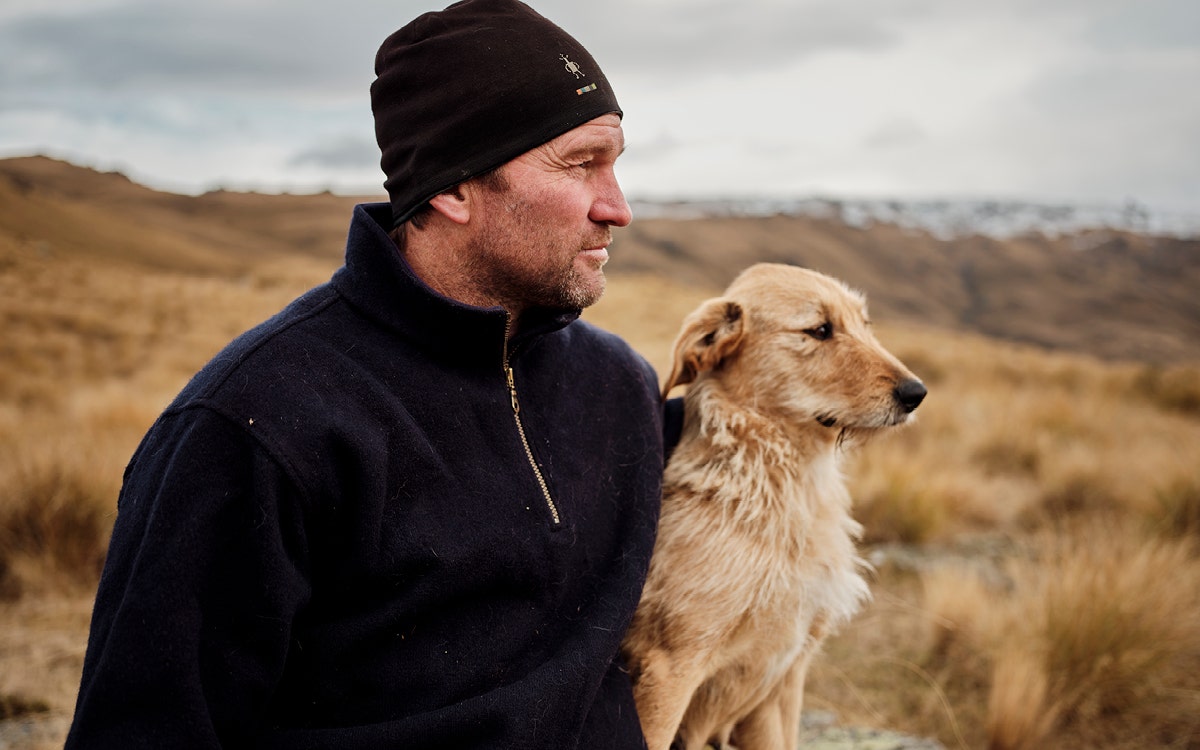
[465, 113, 631, 313]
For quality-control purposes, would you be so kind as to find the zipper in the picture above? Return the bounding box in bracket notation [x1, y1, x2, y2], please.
[503, 317, 561, 526]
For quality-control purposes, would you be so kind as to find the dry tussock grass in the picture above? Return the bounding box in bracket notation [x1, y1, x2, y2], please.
[896, 527, 1200, 749]
[2, 253, 1199, 748]
[0, 437, 117, 591]
[1153, 473, 1200, 540]
[918, 524, 1200, 749]
[1132, 364, 1200, 417]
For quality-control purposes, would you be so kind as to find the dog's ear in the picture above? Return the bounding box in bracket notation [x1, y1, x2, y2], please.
[662, 297, 745, 399]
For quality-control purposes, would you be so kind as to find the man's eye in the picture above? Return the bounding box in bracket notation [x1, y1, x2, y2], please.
[804, 322, 833, 341]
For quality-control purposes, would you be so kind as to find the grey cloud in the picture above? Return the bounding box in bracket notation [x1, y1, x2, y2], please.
[620, 130, 685, 164]
[967, 37, 1200, 209]
[0, 0, 923, 98]
[13, 0, 1151, 102]
[1025, 58, 1200, 123]
[551, 0, 916, 79]
[1083, 0, 1200, 51]
[863, 118, 927, 150]
[288, 135, 379, 170]
[0, 0, 432, 95]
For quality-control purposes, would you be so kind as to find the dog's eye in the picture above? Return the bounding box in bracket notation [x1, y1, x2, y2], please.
[804, 322, 833, 341]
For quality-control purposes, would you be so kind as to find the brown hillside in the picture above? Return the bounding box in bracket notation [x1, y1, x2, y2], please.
[3, 155, 1197, 363]
[0, 156, 368, 274]
[612, 215, 1200, 364]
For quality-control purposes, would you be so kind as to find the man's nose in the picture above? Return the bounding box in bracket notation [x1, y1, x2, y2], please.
[591, 172, 632, 227]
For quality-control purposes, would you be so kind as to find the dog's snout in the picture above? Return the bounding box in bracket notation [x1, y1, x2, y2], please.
[894, 379, 927, 413]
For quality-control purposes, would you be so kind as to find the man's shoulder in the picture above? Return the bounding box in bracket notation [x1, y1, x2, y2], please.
[170, 283, 348, 410]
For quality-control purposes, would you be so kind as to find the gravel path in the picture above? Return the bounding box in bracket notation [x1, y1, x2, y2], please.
[800, 711, 947, 750]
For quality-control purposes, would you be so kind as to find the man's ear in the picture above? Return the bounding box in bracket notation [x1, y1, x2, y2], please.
[427, 185, 471, 225]
[661, 297, 745, 400]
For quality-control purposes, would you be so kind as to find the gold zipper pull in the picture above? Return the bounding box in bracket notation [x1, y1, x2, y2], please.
[505, 365, 520, 414]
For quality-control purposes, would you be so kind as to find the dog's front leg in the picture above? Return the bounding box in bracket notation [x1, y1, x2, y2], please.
[732, 618, 826, 749]
[630, 648, 710, 750]
[730, 662, 802, 750]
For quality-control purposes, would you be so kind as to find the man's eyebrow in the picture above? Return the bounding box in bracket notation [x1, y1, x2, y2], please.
[564, 141, 625, 160]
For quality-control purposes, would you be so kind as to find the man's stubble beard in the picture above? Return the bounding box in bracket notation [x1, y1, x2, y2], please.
[467, 197, 609, 313]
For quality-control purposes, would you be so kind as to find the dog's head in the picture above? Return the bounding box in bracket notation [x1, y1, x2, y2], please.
[663, 263, 926, 436]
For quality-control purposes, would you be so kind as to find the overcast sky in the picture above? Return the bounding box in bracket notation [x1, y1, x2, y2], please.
[1, 0, 1197, 217]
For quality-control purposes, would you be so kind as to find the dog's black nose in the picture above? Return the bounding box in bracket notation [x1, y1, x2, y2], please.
[894, 379, 927, 412]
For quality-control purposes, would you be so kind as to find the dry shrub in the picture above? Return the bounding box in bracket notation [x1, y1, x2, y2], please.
[1025, 393, 1093, 442]
[0, 384, 148, 597]
[1151, 473, 1200, 540]
[1016, 441, 1131, 527]
[855, 467, 951, 545]
[1132, 364, 1200, 417]
[0, 553, 21, 600]
[962, 390, 1058, 481]
[986, 525, 1200, 748]
[1028, 468, 1123, 522]
[972, 437, 1041, 478]
[920, 565, 998, 673]
[849, 411, 964, 545]
[986, 651, 1056, 750]
[917, 525, 1200, 749]
[0, 439, 118, 590]
[0, 692, 51, 719]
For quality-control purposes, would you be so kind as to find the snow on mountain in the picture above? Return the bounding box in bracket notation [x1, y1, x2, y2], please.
[629, 197, 1200, 241]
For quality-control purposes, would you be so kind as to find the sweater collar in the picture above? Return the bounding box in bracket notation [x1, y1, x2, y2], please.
[331, 203, 581, 365]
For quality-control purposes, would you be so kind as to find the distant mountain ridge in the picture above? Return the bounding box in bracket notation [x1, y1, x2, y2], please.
[612, 209, 1199, 365]
[3, 155, 1198, 364]
[631, 197, 1200, 241]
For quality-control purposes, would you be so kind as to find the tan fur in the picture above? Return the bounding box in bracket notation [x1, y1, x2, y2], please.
[622, 263, 927, 750]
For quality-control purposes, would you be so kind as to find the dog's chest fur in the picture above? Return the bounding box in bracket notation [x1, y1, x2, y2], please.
[639, 396, 869, 667]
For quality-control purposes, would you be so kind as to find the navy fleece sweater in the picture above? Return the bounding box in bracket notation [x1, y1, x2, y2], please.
[66, 203, 664, 749]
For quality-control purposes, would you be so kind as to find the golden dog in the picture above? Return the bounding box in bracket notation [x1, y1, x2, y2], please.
[623, 263, 927, 750]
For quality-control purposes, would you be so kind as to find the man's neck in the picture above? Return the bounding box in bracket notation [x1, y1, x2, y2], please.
[396, 235, 524, 335]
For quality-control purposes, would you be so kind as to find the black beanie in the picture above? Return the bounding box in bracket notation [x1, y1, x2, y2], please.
[372, 0, 622, 227]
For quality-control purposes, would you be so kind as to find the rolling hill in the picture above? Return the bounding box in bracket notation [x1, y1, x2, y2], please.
[612, 214, 1200, 364]
[3, 155, 1197, 364]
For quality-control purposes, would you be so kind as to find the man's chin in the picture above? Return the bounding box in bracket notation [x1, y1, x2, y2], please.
[567, 271, 607, 310]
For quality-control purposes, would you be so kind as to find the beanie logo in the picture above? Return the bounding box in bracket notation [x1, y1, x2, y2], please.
[560, 54, 584, 79]
[576, 83, 597, 95]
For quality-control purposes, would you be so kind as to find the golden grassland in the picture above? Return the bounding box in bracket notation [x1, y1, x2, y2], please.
[2, 236, 1200, 749]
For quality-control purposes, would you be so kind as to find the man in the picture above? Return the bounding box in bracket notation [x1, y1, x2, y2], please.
[65, 1, 665, 747]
